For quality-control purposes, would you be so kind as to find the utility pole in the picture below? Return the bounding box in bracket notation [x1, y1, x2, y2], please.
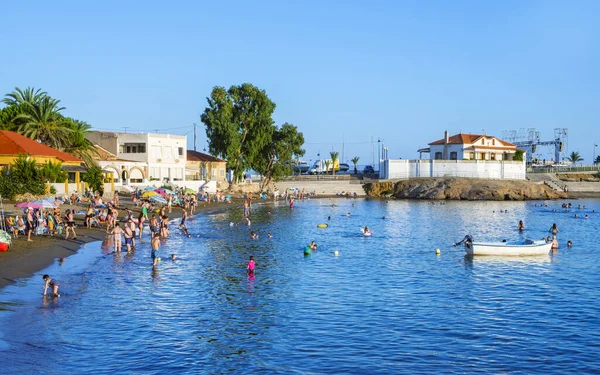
[371, 136, 374, 167]
[193, 123, 197, 151]
[123, 126, 129, 133]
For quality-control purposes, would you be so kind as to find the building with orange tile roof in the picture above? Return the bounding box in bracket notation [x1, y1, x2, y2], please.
[0, 130, 88, 193]
[426, 131, 520, 161]
[186, 150, 227, 183]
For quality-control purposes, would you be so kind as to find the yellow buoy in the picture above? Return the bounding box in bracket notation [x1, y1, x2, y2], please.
[317, 224, 328, 228]
[334, 250, 339, 256]
[436, 249, 441, 255]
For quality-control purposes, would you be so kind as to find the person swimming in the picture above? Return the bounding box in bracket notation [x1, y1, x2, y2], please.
[308, 241, 317, 250]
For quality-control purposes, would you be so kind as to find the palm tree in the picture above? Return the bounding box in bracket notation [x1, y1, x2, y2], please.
[351, 156, 360, 174]
[330, 151, 339, 176]
[62, 118, 98, 166]
[567, 151, 583, 165]
[324, 160, 331, 174]
[15, 96, 73, 150]
[2, 87, 48, 107]
[595, 156, 600, 165]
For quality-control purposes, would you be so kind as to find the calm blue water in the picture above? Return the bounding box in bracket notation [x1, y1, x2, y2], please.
[1, 198, 600, 374]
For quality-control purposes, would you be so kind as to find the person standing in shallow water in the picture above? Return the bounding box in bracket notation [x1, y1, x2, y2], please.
[518, 220, 525, 231]
[247, 256, 255, 276]
[151, 233, 161, 268]
[550, 223, 559, 235]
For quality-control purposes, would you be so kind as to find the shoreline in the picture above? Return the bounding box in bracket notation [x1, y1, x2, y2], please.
[0, 198, 241, 290]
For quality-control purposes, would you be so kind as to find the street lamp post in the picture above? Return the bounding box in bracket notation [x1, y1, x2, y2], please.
[377, 138, 381, 173]
[594, 143, 598, 165]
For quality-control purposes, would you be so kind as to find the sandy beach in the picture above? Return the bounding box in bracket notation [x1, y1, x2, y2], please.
[0, 196, 239, 289]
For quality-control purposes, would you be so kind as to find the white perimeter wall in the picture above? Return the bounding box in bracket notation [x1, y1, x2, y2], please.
[381, 159, 526, 180]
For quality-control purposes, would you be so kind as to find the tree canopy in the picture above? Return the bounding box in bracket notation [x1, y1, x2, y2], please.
[0, 87, 96, 165]
[567, 151, 583, 164]
[201, 83, 305, 185]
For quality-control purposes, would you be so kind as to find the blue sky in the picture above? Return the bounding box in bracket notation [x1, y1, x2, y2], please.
[2, 0, 599, 164]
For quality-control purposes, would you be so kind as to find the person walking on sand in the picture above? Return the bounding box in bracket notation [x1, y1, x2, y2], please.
[42, 274, 60, 297]
[64, 209, 77, 240]
[111, 223, 123, 252]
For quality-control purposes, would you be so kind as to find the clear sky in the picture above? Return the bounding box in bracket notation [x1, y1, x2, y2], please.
[2, 0, 599, 164]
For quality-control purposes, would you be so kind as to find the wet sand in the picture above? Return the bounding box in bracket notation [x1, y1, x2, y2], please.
[0, 198, 239, 289]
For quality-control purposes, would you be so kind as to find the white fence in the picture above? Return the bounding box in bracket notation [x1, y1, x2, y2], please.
[381, 159, 527, 180]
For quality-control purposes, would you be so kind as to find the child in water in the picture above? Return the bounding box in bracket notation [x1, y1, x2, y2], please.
[247, 256, 255, 276]
[42, 274, 60, 297]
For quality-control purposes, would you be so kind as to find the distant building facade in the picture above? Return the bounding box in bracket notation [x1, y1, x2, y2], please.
[381, 131, 526, 180]
[427, 131, 521, 161]
[186, 150, 227, 183]
[87, 131, 187, 185]
[0, 130, 86, 193]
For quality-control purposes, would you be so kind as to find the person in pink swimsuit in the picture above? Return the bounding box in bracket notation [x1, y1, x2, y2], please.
[247, 256, 255, 276]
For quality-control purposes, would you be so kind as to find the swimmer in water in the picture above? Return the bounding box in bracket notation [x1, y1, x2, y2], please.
[171, 254, 177, 260]
[518, 220, 525, 231]
[267, 233, 272, 238]
[346, 212, 351, 217]
[250, 231, 258, 239]
[308, 241, 317, 250]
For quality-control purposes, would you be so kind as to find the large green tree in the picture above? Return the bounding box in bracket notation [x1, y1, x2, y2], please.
[0, 154, 46, 199]
[253, 122, 305, 190]
[201, 83, 280, 182]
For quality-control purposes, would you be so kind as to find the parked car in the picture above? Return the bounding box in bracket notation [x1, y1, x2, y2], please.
[339, 163, 350, 173]
[363, 165, 375, 174]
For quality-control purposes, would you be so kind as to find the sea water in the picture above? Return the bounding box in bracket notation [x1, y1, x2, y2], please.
[0, 198, 599, 374]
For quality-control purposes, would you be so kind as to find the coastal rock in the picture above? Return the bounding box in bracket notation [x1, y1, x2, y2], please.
[364, 178, 566, 200]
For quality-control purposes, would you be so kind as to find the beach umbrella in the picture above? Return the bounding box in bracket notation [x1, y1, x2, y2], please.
[184, 188, 196, 194]
[162, 188, 175, 195]
[154, 189, 167, 197]
[150, 195, 167, 204]
[31, 199, 57, 208]
[142, 191, 159, 198]
[144, 186, 156, 191]
[15, 202, 43, 209]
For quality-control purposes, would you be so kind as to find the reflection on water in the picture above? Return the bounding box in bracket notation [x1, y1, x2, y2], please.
[1, 198, 600, 374]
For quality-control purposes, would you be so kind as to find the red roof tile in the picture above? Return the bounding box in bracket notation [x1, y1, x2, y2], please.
[429, 133, 515, 147]
[186, 150, 226, 162]
[0, 130, 82, 162]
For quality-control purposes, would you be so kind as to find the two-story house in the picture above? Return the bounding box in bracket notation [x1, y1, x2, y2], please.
[86, 131, 187, 185]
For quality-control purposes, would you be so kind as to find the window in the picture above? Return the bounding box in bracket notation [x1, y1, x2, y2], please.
[491, 153, 496, 160]
[492, 139, 495, 146]
[164, 146, 173, 160]
[434, 152, 443, 160]
[122, 143, 147, 153]
[152, 146, 161, 159]
[178, 147, 183, 156]
[481, 140, 485, 145]
[220, 169, 225, 177]
[450, 152, 458, 160]
[470, 152, 475, 160]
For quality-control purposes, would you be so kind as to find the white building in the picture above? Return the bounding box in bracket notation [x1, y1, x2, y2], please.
[426, 131, 520, 161]
[381, 131, 526, 180]
[87, 131, 187, 185]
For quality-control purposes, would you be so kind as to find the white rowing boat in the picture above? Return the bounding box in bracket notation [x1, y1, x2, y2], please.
[455, 235, 552, 256]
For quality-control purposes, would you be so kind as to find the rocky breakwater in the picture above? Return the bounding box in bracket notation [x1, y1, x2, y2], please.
[364, 178, 566, 200]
